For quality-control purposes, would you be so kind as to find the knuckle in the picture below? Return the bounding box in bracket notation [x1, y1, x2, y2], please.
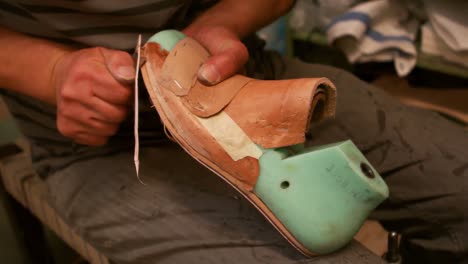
[84, 47, 106, 62]
[72, 68, 93, 82]
[59, 78, 92, 101]
[69, 51, 104, 81]
[59, 85, 76, 100]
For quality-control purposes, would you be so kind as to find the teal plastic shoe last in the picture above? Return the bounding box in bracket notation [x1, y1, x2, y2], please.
[147, 29, 185, 52]
[142, 30, 389, 256]
[255, 140, 389, 254]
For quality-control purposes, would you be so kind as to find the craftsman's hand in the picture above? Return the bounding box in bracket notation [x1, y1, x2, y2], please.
[184, 26, 249, 85]
[182, 0, 294, 85]
[52, 47, 134, 146]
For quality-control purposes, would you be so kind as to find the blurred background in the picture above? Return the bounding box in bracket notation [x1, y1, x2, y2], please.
[259, 0, 467, 125]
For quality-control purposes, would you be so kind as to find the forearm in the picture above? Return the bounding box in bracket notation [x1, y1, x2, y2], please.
[184, 0, 294, 38]
[0, 26, 72, 104]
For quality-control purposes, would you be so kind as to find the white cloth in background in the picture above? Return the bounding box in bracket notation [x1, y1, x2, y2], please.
[289, 0, 358, 33]
[421, 23, 468, 68]
[326, 0, 419, 77]
[423, 0, 468, 52]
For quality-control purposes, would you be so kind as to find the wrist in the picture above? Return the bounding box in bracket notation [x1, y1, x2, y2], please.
[0, 26, 74, 105]
[48, 48, 73, 105]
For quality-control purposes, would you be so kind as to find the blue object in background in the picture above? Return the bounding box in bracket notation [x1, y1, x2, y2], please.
[258, 16, 288, 55]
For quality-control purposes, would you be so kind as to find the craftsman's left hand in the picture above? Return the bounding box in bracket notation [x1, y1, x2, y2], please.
[183, 26, 248, 85]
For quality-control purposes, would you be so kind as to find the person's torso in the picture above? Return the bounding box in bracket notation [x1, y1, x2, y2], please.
[0, 0, 218, 49]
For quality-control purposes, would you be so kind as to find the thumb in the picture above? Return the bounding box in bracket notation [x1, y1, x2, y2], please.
[197, 39, 248, 85]
[99, 48, 136, 84]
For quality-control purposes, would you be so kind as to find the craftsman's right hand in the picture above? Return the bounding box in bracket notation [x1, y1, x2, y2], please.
[52, 47, 135, 146]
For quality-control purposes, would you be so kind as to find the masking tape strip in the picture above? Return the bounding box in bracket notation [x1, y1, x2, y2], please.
[196, 111, 263, 161]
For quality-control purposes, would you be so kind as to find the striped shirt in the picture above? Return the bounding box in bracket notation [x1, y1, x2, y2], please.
[0, 0, 217, 49]
[0, 0, 218, 175]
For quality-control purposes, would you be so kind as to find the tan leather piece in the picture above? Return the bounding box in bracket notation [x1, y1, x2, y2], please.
[157, 37, 336, 148]
[141, 42, 259, 190]
[158, 38, 209, 96]
[158, 37, 252, 117]
[224, 78, 336, 149]
[181, 75, 252, 117]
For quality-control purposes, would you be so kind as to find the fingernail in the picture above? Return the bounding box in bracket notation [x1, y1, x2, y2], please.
[117, 66, 135, 81]
[199, 64, 220, 85]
